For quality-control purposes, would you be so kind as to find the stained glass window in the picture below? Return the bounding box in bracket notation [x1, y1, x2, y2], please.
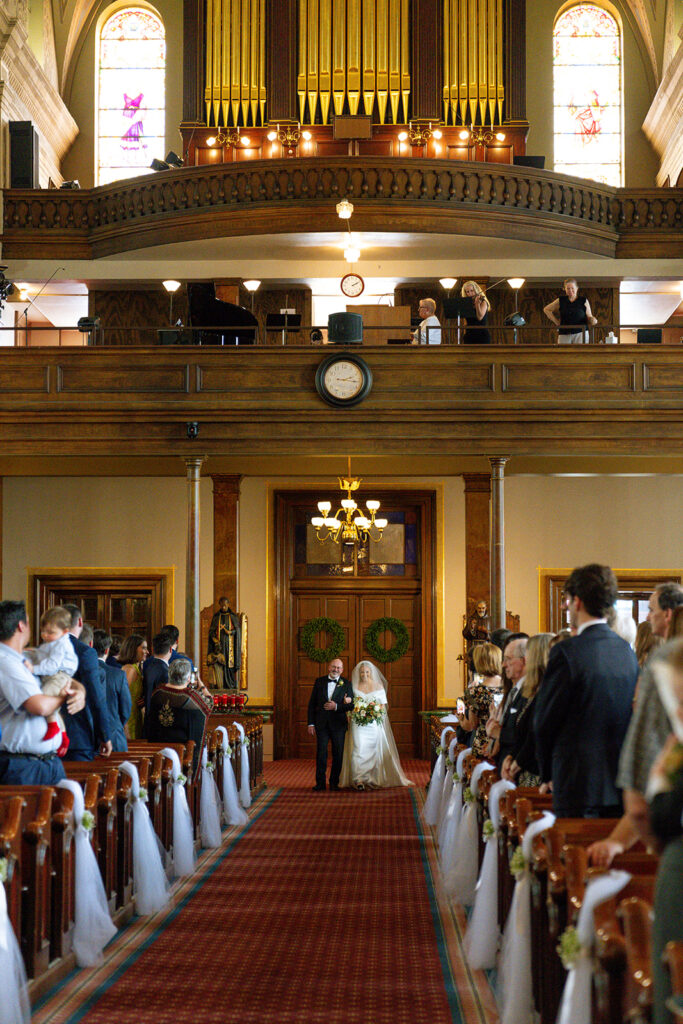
[553, 4, 622, 186]
[97, 7, 165, 186]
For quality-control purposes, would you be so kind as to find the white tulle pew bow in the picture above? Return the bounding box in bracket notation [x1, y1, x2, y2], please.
[215, 726, 248, 826]
[199, 745, 223, 848]
[437, 736, 461, 846]
[118, 761, 169, 915]
[160, 747, 196, 877]
[0, 855, 30, 1023]
[444, 759, 494, 906]
[423, 726, 456, 825]
[439, 745, 472, 874]
[232, 722, 252, 808]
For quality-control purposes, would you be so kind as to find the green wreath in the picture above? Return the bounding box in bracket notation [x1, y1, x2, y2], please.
[300, 616, 345, 663]
[365, 616, 410, 664]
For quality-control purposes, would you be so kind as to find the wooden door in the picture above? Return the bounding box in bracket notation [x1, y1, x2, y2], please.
[293, 586, 421, 758]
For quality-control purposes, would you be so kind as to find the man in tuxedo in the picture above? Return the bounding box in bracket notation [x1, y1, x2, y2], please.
[535, 563, 639, 818]
[494, 636, 528, 770]
[307, 658, 354, 791]
[141, 631, 172, 725]
[63, 604, 112, 760]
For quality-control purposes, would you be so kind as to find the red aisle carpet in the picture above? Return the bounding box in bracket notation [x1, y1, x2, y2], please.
[33, 760, 498, 1024]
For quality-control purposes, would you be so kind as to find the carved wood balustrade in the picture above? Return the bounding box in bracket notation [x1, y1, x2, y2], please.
[0, 346, 682, 458]
[2, 159, 681, 259]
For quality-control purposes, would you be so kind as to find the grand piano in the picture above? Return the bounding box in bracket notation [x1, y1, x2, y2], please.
[187, 283, 258, 345]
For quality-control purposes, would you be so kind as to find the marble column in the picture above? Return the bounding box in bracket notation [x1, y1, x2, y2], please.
[184, 456, 206, 666]
[489, 457, 510, 631]
[211, 474, 242, 608]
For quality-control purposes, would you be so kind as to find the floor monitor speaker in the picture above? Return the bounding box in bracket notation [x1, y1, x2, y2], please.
[9, 121, 39, 188]
[328, 311, 363, 344]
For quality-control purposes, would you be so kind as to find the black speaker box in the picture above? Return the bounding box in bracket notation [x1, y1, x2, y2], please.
[328, 311, 363, 344]
[513, 155, 545, 169]
[9, 121, 39, 188]
[637, 328, 662, 344]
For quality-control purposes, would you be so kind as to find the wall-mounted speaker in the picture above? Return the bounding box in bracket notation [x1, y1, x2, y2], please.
[513, 155, 545, 169]
[328, 311, 363, 344]
[9, 121, 39, 188]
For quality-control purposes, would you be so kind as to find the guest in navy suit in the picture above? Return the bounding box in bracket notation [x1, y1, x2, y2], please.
[93, 629, 131, 751]
[141, 631, 172, 728]
[534, 564, 638, 818]
[62, 604, 112, 760]
[307, 658, 354, 791]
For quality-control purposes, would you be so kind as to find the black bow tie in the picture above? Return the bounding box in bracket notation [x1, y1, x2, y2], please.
[328, 678, 338, 683]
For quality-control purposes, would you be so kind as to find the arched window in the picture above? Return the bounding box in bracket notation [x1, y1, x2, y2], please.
[553, 4, 622, 186]
[97, 6, 165, 186]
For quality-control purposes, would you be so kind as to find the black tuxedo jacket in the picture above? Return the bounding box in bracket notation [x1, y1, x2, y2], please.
[534, 623, 638, 816]
[63, 634, 112, 758]
[307, 675, 353, 731]
[496, 685, 528, 770]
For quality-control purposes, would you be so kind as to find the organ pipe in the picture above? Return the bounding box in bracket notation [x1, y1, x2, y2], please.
[442, 0, 504, 126]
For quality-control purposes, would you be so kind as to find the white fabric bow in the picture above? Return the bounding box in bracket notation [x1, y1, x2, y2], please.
[437, 736, 462, 844]
[56, 780, 117, 966]
[199, 745, 222, 848]
[464, 778, 516, 969]
[444, 760, 494, 906]
[160, 747, 196, 877]
[423, 726, 456, 825]
[498, 811, 556, 1024]
[119, 761, 169, 915]
[215, 727, 248, 826]
[0, 857, 30, 1023]
[557, 870, 631, 1024]
[232, 722, 252, 808]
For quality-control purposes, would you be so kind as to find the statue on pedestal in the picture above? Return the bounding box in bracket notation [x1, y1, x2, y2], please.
[462, 599, 492, 656]
[207, 596, 247, 690]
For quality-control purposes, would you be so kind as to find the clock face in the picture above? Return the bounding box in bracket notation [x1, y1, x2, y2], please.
[323, 359, 365, 400]
[315, 354, 373, 407]
[341, 273, 365, 298]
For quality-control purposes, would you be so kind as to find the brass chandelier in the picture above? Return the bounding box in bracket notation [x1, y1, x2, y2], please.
[312, 459, 387, 545]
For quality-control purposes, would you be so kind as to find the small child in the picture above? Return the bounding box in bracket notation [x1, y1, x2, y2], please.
[23, 606, 79, 757]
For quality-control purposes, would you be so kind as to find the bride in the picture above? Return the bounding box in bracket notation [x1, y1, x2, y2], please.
[339, 660, 413, 789]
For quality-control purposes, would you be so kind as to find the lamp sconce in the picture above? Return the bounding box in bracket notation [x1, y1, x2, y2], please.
[397, 121, 443, 147]
[266, 121, 312, 153]
[458, 125, 506, 146]
[206, 128, 251, 148]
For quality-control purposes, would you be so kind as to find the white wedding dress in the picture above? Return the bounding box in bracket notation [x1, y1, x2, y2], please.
[339, 662, 412, 789]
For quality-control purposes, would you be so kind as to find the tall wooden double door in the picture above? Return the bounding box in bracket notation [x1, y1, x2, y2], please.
[293, 585, 421, 758]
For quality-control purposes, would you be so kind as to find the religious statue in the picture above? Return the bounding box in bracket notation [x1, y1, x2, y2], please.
[462, 599, 492, 655]
[207, 597, 247, 690]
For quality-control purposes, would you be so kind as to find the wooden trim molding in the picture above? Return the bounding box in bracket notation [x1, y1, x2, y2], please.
[538, 567, 683, 633]
[3, 161, 681, 259]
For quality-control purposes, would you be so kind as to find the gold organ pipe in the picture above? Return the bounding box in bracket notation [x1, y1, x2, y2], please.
[298, 0, 307, 121]
[229, 0, 240, 124]
[388, 0, 401, 124]
[376, 0, 388, 123]
[442, 0, 504, 126]
[308, 0, 319, 123]
[218, 0, 229, 125]
[331, 0, 344, 118]
[346, 0, 361, 114]
[240, 0, 250, 125]
[362, 0, 376, 116]
[478, 0, 487, 123]
[205, 0, 213, 124]
[258, 0, 266, 124]
[400, 0, 409, 123]
[496, 0, 503, 123]
[319, 0, 332, 124]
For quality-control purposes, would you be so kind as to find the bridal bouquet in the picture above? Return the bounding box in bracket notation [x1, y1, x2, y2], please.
[351, 695, 386, 726]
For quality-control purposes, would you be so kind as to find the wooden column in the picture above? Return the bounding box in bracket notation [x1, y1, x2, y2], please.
[185, 456, 206, 666]
[211, 474, 242, 608]
[463, 473, 491, 610]
[411, 0, 443, 120]
[267, 0, 298, 121]
[489, 456, 510, 630]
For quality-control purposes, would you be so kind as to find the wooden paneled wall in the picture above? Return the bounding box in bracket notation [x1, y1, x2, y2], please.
[237, 286, 312, 344]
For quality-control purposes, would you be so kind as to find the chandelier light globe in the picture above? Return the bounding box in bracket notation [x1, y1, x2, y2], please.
[355, 516, 370, 529]
[311, 517, 325, 527]
[365, 500, 380, 511]
[312, 458, 385, 548]
[336, 199, 354, 219]
[318, 501, 331, 514]
[341, 499, 357, 509]
[375, 518, 388, 529]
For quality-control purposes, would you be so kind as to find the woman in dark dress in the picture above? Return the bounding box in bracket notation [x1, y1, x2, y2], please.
[461, 280, 491, 344]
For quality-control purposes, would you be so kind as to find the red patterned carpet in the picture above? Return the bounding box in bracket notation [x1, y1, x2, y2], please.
[34, 759, 498, 1024]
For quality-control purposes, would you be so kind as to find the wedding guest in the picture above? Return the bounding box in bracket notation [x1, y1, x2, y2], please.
[106, 634, 123, 667]
[118, 633, 148, 740]
[543, 278, 597, 344]
[62, 603, 112, 760]
[635, 619, 663, 667]
[487, 635, 528, 767]
[23, 605, 79, 755]
[535, 564, 638, 817]
[142, 631, 173, 726]
[147, 658, 208, 772]
[501, 633, 554, 785]
[93, 629, 131, 752]
[412, 298, 441, 345]
[456, 642, 503, 756]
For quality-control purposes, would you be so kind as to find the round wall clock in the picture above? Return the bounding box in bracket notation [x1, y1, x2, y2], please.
[340, 273, 365, 298]
[315, 353, 373, 407]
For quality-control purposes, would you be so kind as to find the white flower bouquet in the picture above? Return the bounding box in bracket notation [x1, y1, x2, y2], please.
[351, 695, 386, 726]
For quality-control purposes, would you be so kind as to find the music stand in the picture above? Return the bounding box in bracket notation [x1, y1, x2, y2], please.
[265, 313, 302, 345]
[442, 297, 476, 320]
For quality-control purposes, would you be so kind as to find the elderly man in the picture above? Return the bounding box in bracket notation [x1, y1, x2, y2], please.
[543, 278, 597, 344]
[493, 636, 528, 770]
[412, 297, 441, 345]
[0, 600, 85, 784]
[589, 581, 683, 865]
[535, 564, 638, 817]
[307, 657, 354, 791]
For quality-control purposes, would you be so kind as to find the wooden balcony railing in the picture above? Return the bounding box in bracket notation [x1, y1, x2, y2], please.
[3, 159, 682, 259]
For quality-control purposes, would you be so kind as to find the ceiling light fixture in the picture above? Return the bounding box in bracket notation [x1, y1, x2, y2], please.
[312, 458, 387, 546]
[336, 199, 354, 219]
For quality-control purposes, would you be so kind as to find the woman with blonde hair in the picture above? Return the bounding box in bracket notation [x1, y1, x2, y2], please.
[501, 632, 554, 785]
[461, 280, 491, 345]
[456, 641, 503, 756]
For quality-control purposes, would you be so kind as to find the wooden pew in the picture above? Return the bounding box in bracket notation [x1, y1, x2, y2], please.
[593, 877, 656, 1024]
[664, 941, 683, 1021]
[0, 794, 25, 955]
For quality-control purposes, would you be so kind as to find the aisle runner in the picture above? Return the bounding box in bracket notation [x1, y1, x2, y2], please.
[34, 760, 498, 1024]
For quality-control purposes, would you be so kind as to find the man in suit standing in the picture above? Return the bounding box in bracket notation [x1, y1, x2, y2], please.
[141, 631, 173, 724]
[63, 604, 112, 760]
[307, 657, 354, 791]
[534, 564, 639, 818]
[93, 629, 131, 751]
[494, 636, 528, 770]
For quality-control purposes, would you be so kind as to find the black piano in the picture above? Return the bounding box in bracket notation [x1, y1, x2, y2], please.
[187, 282, 258, 345]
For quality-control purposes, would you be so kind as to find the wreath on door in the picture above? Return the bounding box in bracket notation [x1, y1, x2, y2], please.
[300, 616, 345, 663]
[365, 616, 410, 664]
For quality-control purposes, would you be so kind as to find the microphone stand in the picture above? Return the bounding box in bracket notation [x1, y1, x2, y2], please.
[20, 266, 65, 343]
